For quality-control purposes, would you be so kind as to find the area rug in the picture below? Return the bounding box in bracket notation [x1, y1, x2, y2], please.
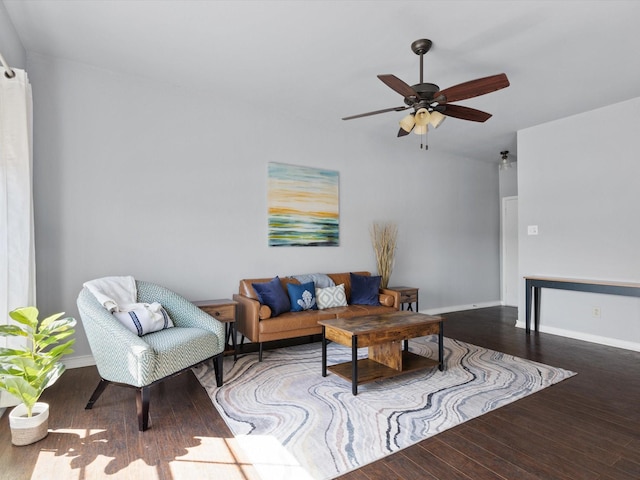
[193, 336, 575, 480]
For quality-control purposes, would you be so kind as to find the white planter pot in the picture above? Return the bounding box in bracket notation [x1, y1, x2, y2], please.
[8, 402, 49, 446]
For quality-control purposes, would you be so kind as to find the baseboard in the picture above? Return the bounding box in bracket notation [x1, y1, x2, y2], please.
[422, 300, 502, 316]
[515, 321, 640, 352]
[63, 354, 96, 369]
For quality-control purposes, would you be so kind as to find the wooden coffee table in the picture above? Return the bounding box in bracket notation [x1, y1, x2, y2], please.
[318, 311, 444, 395]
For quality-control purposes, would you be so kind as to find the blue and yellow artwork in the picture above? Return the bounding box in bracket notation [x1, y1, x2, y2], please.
[268, 163, 339, 246]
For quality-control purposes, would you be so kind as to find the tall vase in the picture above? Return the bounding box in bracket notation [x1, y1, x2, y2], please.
[8, 402, 49, 446]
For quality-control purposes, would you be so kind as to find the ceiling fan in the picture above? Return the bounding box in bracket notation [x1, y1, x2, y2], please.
[342, 39, 510, 139]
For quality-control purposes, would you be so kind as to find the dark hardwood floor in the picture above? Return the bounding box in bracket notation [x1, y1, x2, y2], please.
[1, 306, 639, 479]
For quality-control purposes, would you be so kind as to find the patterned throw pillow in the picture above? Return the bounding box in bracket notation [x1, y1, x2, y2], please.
[316, 283, 348, 309]
[113, 302, 174, 336]
[287, 281, 318, 312]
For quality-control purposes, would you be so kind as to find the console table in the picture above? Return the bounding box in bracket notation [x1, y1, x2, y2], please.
[524, 276, 640, 334]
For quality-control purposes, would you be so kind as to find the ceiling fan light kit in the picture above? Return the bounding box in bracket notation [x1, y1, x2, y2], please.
[414, 124, 428, 135]
[399, 113, 416, 133]
[343, 38, 510, 150]
[414, 108, 431, 127]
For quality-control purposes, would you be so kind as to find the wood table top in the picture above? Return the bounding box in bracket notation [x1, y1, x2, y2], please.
[318, 311, 443, 336]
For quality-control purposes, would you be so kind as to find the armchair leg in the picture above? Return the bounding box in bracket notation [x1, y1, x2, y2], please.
[136, 387, 151, 431]
[213, 354, 223, 387]
[259, 342, 263, 362]
[85, 379, 110, 409]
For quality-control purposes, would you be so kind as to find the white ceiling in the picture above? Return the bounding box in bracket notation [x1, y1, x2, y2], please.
[4, 0, 640, 163]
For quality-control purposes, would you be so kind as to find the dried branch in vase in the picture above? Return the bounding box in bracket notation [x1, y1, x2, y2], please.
[370, 222, 398, 289]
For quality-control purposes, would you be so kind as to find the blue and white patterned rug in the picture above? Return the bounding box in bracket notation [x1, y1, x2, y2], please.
[193, 336, 575, 480]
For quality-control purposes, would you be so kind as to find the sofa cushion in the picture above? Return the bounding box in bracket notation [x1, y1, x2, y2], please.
[287, 281, 318, 312]
[258, 309, 334, 335]
[252, 276, 291, 317]
[316, 283, 348, 309]
[350, 273, 381, 305]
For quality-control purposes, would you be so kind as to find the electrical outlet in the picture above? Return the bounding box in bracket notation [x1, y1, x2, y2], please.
[592, 307, 601, 318]
[527, 225, 539, 235]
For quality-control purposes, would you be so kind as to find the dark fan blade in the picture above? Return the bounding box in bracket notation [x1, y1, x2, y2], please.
[433, 73, 509, 104]
[342, 106, 409, 120]
[377, 74, 419, 99]
[438, 104, 492, 122]
[397, 126, 412, 137]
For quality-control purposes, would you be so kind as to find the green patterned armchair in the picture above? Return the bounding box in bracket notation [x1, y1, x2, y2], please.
[77, 280, 225, 431]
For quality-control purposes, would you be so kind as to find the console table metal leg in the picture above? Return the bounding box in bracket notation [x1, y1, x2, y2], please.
[352, 336, 358, 395]
[534, 286, 541, 332]
[438, 322, 444, 371]
[525, 279, 532, 334]
[321, 327, 327, 377]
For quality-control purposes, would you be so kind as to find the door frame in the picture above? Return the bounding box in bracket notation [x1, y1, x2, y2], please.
[501, 196, 518, 306]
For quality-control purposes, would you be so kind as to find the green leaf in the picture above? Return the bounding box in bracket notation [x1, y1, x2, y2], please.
[0, 347, 30, 357]
[35, 330, 74, 350]
[39, 312, 65, 329]
[0, 376, 40, 410]
[35, 324, 76, 349]
[46, 339, 76, 360]
[36, 362, 65, 391]
[9, 307, 39, 329]
[0, 325, 29, 338]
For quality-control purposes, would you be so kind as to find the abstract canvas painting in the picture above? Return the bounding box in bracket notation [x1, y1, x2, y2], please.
[268, 163, 339, 246]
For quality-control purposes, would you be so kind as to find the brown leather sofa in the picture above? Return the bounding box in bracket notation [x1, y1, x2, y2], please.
[233, 272, 400, 361]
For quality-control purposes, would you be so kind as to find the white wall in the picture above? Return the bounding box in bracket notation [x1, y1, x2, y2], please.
[25, 53, 501, 365]
[0, 1, 24, 71]
[518, 97, 640, 350]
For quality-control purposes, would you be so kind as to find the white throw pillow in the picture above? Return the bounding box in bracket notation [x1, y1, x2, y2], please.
[113, 302, 174, 336]
[316, 284, 348, 309]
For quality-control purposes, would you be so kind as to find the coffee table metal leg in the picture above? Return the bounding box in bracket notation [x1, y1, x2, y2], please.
[352, 336, 358, 395]
[322, 326, 327, 377]
[438, 321, 444, 371]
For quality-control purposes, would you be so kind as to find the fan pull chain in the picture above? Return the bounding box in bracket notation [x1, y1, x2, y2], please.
[420, 131, 428, 150]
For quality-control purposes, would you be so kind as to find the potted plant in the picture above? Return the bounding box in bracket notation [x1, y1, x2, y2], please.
[0, 306, 76, 446]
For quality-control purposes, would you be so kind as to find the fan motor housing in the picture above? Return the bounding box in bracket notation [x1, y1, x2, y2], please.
[405, 82, 440, 105]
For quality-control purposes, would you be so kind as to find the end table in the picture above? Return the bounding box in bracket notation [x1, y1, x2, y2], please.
[388, 286, 419, 312]
[193, 299, 238, 361]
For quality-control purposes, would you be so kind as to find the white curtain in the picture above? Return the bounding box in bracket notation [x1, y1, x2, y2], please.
[0, 68, 36, 408]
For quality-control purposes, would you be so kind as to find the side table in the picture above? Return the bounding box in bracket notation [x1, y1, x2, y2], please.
[193, 299, 238, 361]
[388, 286, 419, 312]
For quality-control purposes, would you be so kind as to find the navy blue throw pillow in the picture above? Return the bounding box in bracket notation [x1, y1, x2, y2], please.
[287, 281, 318, 312]
[350, 273, 381, 305]
[252, 276, 291, 317]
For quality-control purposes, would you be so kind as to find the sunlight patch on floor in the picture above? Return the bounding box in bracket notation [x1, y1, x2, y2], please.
[171, 436, 262, 479]
[235, 435, 315, 480]
[30, 429, 160, 479]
